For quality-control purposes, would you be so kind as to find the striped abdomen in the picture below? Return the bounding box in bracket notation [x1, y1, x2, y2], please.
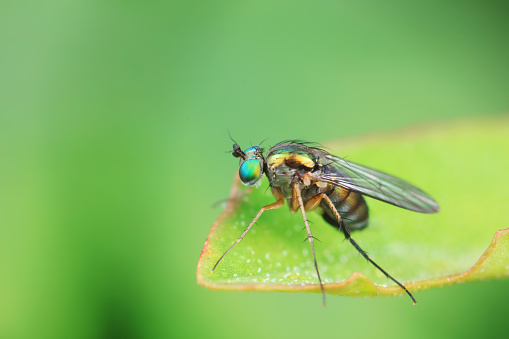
[321, 186, 369, 231]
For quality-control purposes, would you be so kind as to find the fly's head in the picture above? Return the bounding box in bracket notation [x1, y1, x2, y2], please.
[232, 143, 265, 187]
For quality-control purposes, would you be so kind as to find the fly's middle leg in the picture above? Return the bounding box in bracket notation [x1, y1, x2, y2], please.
[292, 183, 326, 307]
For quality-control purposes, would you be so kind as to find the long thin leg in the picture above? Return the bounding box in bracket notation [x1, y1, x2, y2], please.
[212, 187, 285, 272]
[317, 193, 417, 304]
[292, 183, 327, 307]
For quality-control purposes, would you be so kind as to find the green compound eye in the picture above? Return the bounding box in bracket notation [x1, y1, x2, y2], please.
[239, 159, 262, 186]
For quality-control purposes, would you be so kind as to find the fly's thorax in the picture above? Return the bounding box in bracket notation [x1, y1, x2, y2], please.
[266, 151, 310, 185]
[265, 147, 330, 192]
[238, 146, 265, 187]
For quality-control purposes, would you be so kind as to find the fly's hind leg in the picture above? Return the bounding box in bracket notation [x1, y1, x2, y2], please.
[306, 193, 417, 305]
[212, 187, 285, 272]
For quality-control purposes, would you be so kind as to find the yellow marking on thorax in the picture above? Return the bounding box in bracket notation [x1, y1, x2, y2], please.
[269, 153, 315, 169]
[268, 154, 285, 168]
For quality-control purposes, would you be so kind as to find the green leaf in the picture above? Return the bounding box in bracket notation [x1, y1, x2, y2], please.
[197, 117, 509, 300]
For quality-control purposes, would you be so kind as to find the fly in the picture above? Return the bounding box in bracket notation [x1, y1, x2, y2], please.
[213, 139, 440, 306]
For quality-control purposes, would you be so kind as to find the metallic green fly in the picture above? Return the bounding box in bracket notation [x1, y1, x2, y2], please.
[213, 140, 439, 306]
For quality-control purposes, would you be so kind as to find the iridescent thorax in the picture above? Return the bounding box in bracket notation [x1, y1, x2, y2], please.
[265, 143, 329, 196]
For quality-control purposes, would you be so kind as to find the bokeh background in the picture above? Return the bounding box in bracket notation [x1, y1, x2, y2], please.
[1, 1, 509, 338]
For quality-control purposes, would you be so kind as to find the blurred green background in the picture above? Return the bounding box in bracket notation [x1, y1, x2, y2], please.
[1, 1, 508, 338]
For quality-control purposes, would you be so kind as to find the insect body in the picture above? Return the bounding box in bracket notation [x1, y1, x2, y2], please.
[214, 140, 439, 306]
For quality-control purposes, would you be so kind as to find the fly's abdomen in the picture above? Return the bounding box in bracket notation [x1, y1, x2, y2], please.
[321, 186, 369, 231]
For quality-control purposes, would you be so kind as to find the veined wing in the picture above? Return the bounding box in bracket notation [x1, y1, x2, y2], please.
[318, 154, 440, 213]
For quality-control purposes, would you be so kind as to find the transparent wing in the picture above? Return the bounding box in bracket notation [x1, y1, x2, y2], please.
[318, 155, 440, 213]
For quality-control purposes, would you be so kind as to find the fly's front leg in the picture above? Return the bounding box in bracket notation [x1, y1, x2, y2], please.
[212, 187, 285, 272]
[292, 183, 326, 307]
[316, 193, 418, 305]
